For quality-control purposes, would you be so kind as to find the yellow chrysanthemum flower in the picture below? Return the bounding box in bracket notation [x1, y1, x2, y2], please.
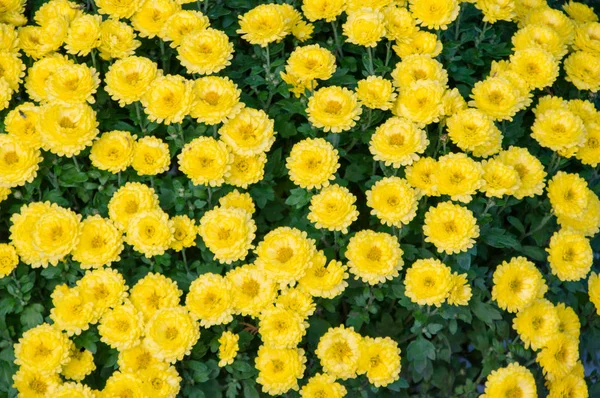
[573, 22, 600, 56]
[564, 51, 600, 92]
[170, 215, 197, 251]
[393, 80, 445, 126]
[96, 0, 145, 18]
[77, 268, 128, 322]
[525, 7, 575, 44]
[555, 303, 581, 340]
[315, 325, 361, 380]
[255, 226, 316, 286]
[346, 230, 404, 285]
[284, 44, 336, 83]
[72, 215, 123, 269]
[141, 74, 194, 125]
[0, 243, 18, 277]
[4, 102, 41, 149]
[102, 371, 145, 398]
[178, 136, 232, 187]
[556, 188, 600, 237]
[177, 28, 234, 75]
[98, 19, 141, 60]
[108, 182, 159, 230]
[14, 323, 70, 374]
[366, 176, 419, 227]
[53, 382, 94, 398]
[259, 305, 308, 348]
[61, 348, 96, 381]
[469, 76, 522, 121]
[405, 157, 439, 196]
[446, 108, 501, 156]
[301, 0, 345, 22]
[383, 5, 417, 41]
[575, 122, 600, 166]
[404, 258, 453, 307]
[125, 209, 174, 258]
[492, 256, 547, 313]
[307, 184, 358, 233]
[343, 8, 385, 47]
[98, 300, 144, 351]
[38, 103, 99, 158]
[537, 334, 579, 380]
[130, 273, 182, 322]
[292, 20, 314, 41]
[50, 285, 94, 336]
[307, 86, 362, 133]
[547, 171, 589, 219]
[0, 51, 23, 91]
[105, 56, 159, 106]
[369, 116, 428, 167]
[495, 146, 546, 199]
[225, 152, 267, 188]
[512, 24, 567, 59]
[275, 287, 316, 319]
[65, 15, 102, 56]
[548, 374, 588, 398]
[287, 137, 339, 189]
[18, 22, 66, 60]
[198, 207, 256, 264]
[219, 190, 255, 214]
[218, 331, 239, 367]
[531, 109, 586, 152]
[298, 252, 349, 298]
[144, 306, 199, 363]
[300, 373, 347, 398]
[160, 10, 209, 47]
[9, 202, 52, 266]
[45, 63, 99, 105]
[34, 0, 81, 25]
[0, 134, 41, 189]
[391, 54, 448, 89]
[392, 30, 443, 58]
[237, 4, 290, 47]
[12, 368, 60, 397]
[409, 0, 459, 30]
[190, 76, 243, 125]
[219, 107, 276, 155]
[138, 360, 179, 396]
[227, 264, 278, 317]
[357, 336, 402, 387]
[513, 298, 560, 350]
[131, 0, 180, 38]
[30, 203, 81, 268]
[255, 346, 306, 396]
[24, 55, 72, 102]
[546, 229, 592, 281]
[0, 23, 18, 53]
[436, 153, 484, 203]
[481, 363, 537, 398]
[480, 158, 521, 197]
[186, 273, 233, 327]
[132, 136, 171, 176]
[447, 272, 472, 306]
[90, 130, 136, 173]
[423, 202, 479, 254]
[355, 76, 397, 110]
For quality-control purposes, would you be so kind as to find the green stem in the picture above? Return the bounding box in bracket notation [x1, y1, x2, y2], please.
[331, 21, 344, 58]
[159, 40, 168, 73]
[366, 46, 375, 75]
[182, 249, 190, 274]
[73, 156, 81, 172]
[135, 102, 147, 134]
[212, 125, 218, 138]
[90, 49, 98, 71]
[178, 123, 185, 143]
[117, 171, 121, 186]
[520, 214, 553, 239]
[331, 133, 340, 148]
[454, 5, 463, 41]
[207, 186, 212, 206]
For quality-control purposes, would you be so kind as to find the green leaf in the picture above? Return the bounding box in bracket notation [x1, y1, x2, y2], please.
[471, 300, 502, 326]
[407, 336, 436, 362]
[284, 188, 311, 209]
[20, 304, 44, 330]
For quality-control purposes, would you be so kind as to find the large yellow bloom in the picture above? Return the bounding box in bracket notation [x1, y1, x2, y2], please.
[307, 86, 362, 133]
[548, 374, 588, 398]
[237, 4, 290, 47]
[436, 153, 484, 203]
[105, 56, 159, 106]
[71, 215, 123, 269]
[284, 44, 336, 83]
[225, 152, 266, 188]
[480, 158, 521, 197]
[219, 107, 276, 155]
[275, 287, 316, 319]
[130, 272, 182, 322]
[357, 336, 402, 387]
[14, 323, 71, 374]
[12, 368, 60, 397]
[255, 226, 316, 286]
[383, 5, 417, 41]
[18, 22, 66, 60]
[301, 0, 345, 22]
[24, 54, 72, 103]
[77, 268, 128, 321]
[177, 28, 234, 75]
[98, 19, 141, 60]
[537, 334, 579, 380]
[38, 103, 99, 158]
[547, 229, 592, 281]
[481, 363, 537, 398]
[255, 346, 306, 396]
[573, 22, 600, 55]
[190, 76, 243, 125]
[9, 202, 51, 266]
[141, 74, 194, 125]
[492, 256, 547, 313]
[315, 325, 361, 380]
[108, 182, 159, 230]
[531, 109, 586, 152]
[61, 348, 96, 381]
[557, 189, 600, 237]
[405, 156, 439, 196]
[565, 1, 598, 24]
[0, 51, 23, 91]
[50, 286, 94, 336]
[102, 371, 145, 398]
[404, 259, 452, 307]
[96, 0, 145, 19]
[525, 7, 575, 45]
[392, 30, 443, 58]
[144, 306, 199, 363]
[343, 8, 385, 47]
[307, 184, 359, 233]
[510, 48, 559, 90]
[469, 76, 522, 121]
[345, 230, 403, 285]
[4, 102, 40, 149]
[0, 243, 18, 277]
[90, 130, 136, 173]
[495, 146, 546, 199]
[98, 300, 144, 351]
[259, 305, 308, 349]
[199, 207, 256, 264]
[366, 176, 419, 227]
[160, 10, 210, 48]
[170, 214, 197, 252]
[30, 203, 81, 268]
[298, 252, 349, 298]
[446, 108, 501, 156]
[393, 80, 444, 126]
[391, 54, 448, 89]
[131, 0, 180, 38]
[512, 24, 567, 59]
[125, 209, 173, 258]
[547, 171, 589, 219]
[409, 0, 459, 30]
[369, 116, 428, 168]
[46, 63, 99, 105]
[513, 298, 560, 350]
[287, 138, 339, 189]
[300, 373, 347, 398]
[564, 51, 600, 92]
[355, 76, 397, 110]
[131, 136, 171, 176]
[423, 202, 479, 254]
[226, 264, 278, 317]
[186, 273, 233, 327]
[0, 134, 41, 188]
[178, 136, 232, 187]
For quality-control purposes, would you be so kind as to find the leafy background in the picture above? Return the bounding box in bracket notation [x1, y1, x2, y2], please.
[1, 0, 600, 397]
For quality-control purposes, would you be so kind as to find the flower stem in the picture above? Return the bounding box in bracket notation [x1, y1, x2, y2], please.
[135, 102, 147, 134]
[73, 156, 81, 172]
[178, 123, 185, 144]
[331, 21, 344, 58]
[366, 46, 375, 75]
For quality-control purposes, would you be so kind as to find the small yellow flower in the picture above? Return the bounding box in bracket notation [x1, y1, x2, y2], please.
[177, 28, 234, 75]
[131, 0, 180, 38]
[0, 134, 41, 189]
[547, 229, 592, 281]
[302, 0, 345, 22]
[226, 264, 278, 317]
[391, 54, 448, 89]
[259, 305, 308, 348]
[96, 0, 145, 19]
[90, 130, 136, 173]
[409, 0, 460, 30]
[14, 323, 71, 374]
[564, 51, 600, 92]
[4, 102, 41, 149]
[447, 272, 472, 306]
[383, 5, 417, 41]
[218, 331, 239, 367]
[237, 4, 290, 47]
[469, 76, 522, 121]
[355, 76, 397, 110]
[190, 76, 244, 125]
[405, 157, 439, 196]
[105, 56, 159, 106]
[225, 152, 267, 188]
[61, 348, 96, 381]
[130, 273, 182, 322]
[366, 176, 419, 227]
[481, 363, 537, 398]
[144, 306, 200, 363]
[307, 86, 362, 133]
[284, 44, 336, 83]
[307, 184, 359, 233]
[0, 243, 18, 277]
[393, 80, 445, 126]
[108, 182, 159, 230]
[298, 253, 349, 298]
[255, 346, 306, 396]
[404, 258, 453, 307]
[357, 336, 402, 387]
[315, 325, 361, 380]
[170, 215, 197, 252]
[219, 107, 276, 155]
[98, 19, 141, 60]
[436, 153, 483, 203]
[98, 300, 144, 351]
[343, 8, 385, 47]
[178, 136, 232, 187]
[393, 30, 443, 58]
[12, 368, 60, 397]
[198, 207, 256, 264]
[186, 273, 234, 327]
[132, 136, 171, 176]
[346, 230, 404, 285]
[141, 74, 194, 125]
[160, 10, 210, 47]
[125, 209, 174, 258]
[64, 14, 102, 56]
[71, 215, 124, 269]
[300, 373, 347, 398]
[547, 171, 589, 219]
[219, 190, 255, 214]
[50, 286, 94, 336]
[513, 298, 559, 350]
[480, 158, 521, 197]
[423, 202, 479, 254]
[492, 256, 547, 313]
